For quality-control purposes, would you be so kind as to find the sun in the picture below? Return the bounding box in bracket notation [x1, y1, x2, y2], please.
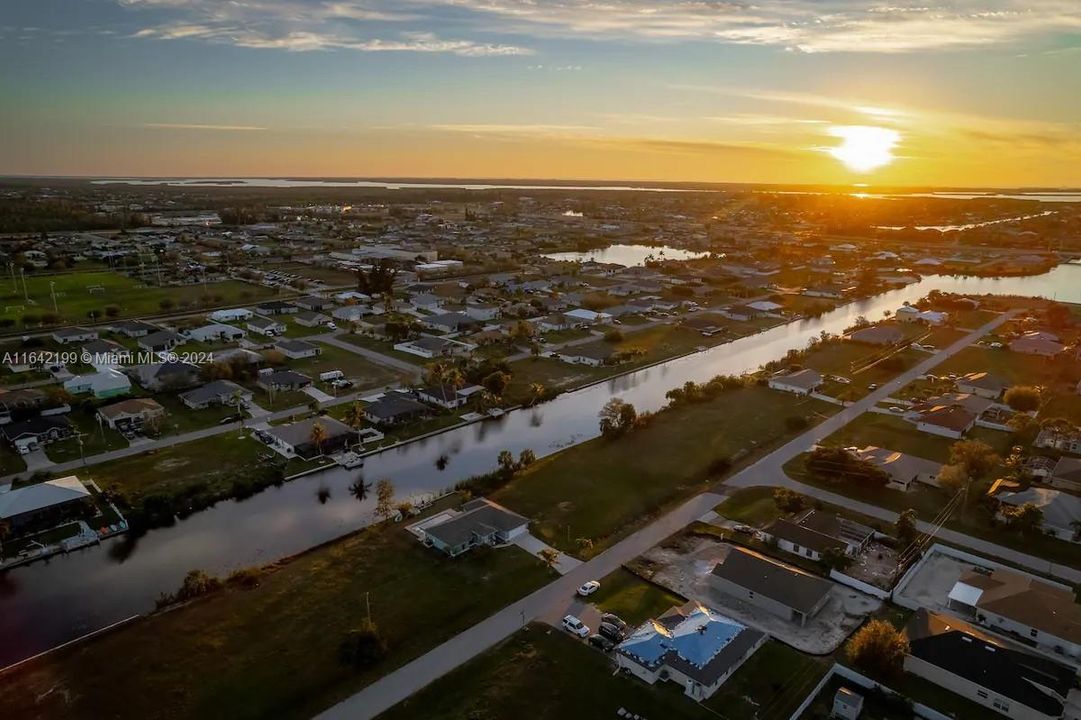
[826, 125, 900, 173]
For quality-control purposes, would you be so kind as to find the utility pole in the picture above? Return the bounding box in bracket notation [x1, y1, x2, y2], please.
[20, 268, 28, 302]
[365, 592, 372, 626]
[50, 281, 58, 313]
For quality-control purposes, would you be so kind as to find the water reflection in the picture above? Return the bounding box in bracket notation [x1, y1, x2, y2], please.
[543, 244, 709, 267]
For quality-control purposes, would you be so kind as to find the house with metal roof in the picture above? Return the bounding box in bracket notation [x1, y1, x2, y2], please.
[264, 416, 356, 459]
[0, 475, 92, 531]
[614, 601, 766, 700]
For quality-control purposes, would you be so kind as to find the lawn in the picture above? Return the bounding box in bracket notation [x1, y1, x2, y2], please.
[808, 411, 1012, 463]
[933, 345, 1062, 386]
[0, 271, 274, 325]
[339, 333, 427, 367]
[715, 486, 786, 526]
[0, 501, 552, 720]
[493, 386, 837, 557]
[150, 393, 240, 436]
[704, 640, 829, 720]
[286, 343, 408, 391]
[0, 443, 27, 475]
[379, 624, 718, 720]
[44, 407, 128, 463]
[590, 568, 686, 626]
[80, 431, 272, 511]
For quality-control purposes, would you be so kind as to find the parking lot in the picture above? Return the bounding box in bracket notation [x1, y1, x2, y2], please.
[634, 537, 881, 654]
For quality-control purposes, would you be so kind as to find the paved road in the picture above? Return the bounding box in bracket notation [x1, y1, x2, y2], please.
[314, 491, 725, 720]
[318, 311, 1066, 720]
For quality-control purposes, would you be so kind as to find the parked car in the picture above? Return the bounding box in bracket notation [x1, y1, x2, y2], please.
[867, 383, 878, 391]
[562, 615, 589, 638]
[833, 376, 851, 384]
[989, 342, 1004, 349]
[323, 321, 338, 330]
[329, 378, 354, 389]
[888, 406, 904, 414]
[588, 634, 615, 652]
[600, 613, 628, 632]
[577, 580, 600, 597]
[598, 621, 624, 642]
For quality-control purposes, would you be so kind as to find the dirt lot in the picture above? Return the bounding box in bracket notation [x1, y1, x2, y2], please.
[848, 540, 901, 590]
[633, 537, 881, 655]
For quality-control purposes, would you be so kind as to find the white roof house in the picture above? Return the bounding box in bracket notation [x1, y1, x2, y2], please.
[563, 308, 611, 324]
[0, 475, 91, 521]
[63, 369, 132, 398]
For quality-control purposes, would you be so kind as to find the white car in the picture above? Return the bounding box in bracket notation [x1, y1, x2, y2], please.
[562, 615, 590, 638]
[577, 580, 600, 597]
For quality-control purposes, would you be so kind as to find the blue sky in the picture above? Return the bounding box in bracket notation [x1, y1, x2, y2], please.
[2, 1, 1079, 185]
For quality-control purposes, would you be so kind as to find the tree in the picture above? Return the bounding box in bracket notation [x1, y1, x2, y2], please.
[846, 620, 909, 680]
[598, 397, 637, 438]
[497, 449, 516, 475]
[343, 402, 366, 429]
[527, 382, 547, 406]
[538, 547, 560, 572]
[518, 449, 536, 468]
[1004, 386, 1041, 413]
[895, 509, 919, 546]
[821, 547, 852, 571]
[338, 620, 387, 669]
[356, 259, 397, 296]
[309, 422, 328, 455]
[375, 478, 395, 519]
[158, 298, 175, 312]
[1002, 502, 1043, 534]
[481, 370, 510, 396]
[948, 440, 999, 479]
[773, 488, 805, 513]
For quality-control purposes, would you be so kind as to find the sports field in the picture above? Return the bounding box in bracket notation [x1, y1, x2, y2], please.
[0, 271, 274, 324]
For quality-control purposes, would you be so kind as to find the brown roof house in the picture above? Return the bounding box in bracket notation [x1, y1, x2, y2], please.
[946, 567, 1081, 662]
[914, 404, 977, 439]
[762, 509, 874, 562]
[97, 398, 166, 430]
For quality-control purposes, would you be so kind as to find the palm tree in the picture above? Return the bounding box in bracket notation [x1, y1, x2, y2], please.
[343, 402, 366, 430]
[443, 367, 465, 390]
[309, 421, 328, 456]
[528, 383, 546, 406]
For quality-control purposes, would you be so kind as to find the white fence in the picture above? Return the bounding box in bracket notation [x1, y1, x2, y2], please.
[829, 569, 891, 600]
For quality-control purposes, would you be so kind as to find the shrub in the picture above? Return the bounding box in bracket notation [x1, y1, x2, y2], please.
[338, 621, 388, 669]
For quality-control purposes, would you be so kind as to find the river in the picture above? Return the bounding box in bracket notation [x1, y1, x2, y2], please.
[3, 264, 1081, 667]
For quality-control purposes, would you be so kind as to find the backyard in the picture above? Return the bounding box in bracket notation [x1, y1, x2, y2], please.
[0, 498, 551, 720]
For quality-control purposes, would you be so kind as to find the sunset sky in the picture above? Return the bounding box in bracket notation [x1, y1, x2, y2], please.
[2, 0, 1079, 186]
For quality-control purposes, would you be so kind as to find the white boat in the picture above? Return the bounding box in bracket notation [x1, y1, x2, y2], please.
[336, 451, 365, 469]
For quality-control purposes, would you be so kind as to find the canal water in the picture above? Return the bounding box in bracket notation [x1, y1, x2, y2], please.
[3, 264, 1081, 666]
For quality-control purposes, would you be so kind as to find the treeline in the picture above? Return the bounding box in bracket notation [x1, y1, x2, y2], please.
[0, 199, 146, 233]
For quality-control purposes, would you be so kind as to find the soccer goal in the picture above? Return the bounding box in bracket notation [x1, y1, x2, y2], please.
[88, 285, 106, 295]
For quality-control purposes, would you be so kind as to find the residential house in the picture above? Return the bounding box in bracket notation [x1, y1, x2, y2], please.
[915, 404, 977, 439]
[62, 369, 131, 399]
[418, 498, 529, 556]
[896, 306, 949, 325]
[847, 325, 905, 346]
[247, 316, 286, 337]
[208, 308, 253, 322]
[554, 343, 617, 367]
[52, 327, 99, 345]
[2, 415, 74, 453]
[946, 567, 1081, 661]
[463, 302, 500, 322]
[614, 601, 766, 701]
[761, 509, 874, 561]
[1049, 456, 1081, 493]
[394, 336, 474, 359]
[905, 609, 1078, 720]
[423, 312, 482, 334]
[564, 308, 612, 326]
[180, 379, 252, 410]
[0, 475, 93, 531]
[255, 300, 298, 316]
[137, 330, 183, 354]
[1035, 427, 1081, 455]
[767, 368, 822, 396]
[127, 361, 201, 391]
[183, 323, 245, 343]
[745, 300, 783, 314]
[416, 385, 468, 410]
[264, 416, 356, 459]
[1011, 331, 1066, 357]
[108, 320, 158, 338]
[80, 338, 130, 368]
[409, 293, 445, 313]
[992, 486, 1081, 543]
[293, 311, 330, 328]
[853, 446, 943, 491]
[956, 371, 1009, 400]
[256, 369, 312, 392]
[98, 398, 166, 430]
[710, 548, 832, 626]
[273, 339, 321, 360]
[292, 295, 333, 312]
[362, 394, 429, 426]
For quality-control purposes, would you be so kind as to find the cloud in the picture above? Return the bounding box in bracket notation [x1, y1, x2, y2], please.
[114, 1, 1081, 55]
[140, 123, 267, 131]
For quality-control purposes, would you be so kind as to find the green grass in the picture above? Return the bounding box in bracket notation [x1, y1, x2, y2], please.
[285, 343, 407, 391]
[0, 271, 274, 325]
[0, 501, 552, 720]
[0, 442, 27, 475]
[705, 640, 829, 720]
[810, 412, 1011, 463]
[379, 624, 719, 720]
[150, 394, 241, 436]
[80, 431, 271, 508]
[340, 334, 426, 367]
[715, 486, 786, 526]
[44, 408, 128, 463]
[933, 345, 1061, 386]
[590, 568, 686, 626]
[493, 386, 837, 557]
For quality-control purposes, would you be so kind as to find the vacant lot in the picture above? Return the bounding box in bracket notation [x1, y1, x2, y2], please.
[0, 502, 551, 720]
[379, 625, 718, 720]
[590, 568, 686, 626]
[494, 387, 836, 557]
[285, 343, 409, 390]
[0, 271, 273, 324]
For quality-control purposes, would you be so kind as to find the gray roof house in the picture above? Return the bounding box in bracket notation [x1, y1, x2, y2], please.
[419, 498, 529, 556]
[709, 547, 832, 626]
[180, 380, 252, 409]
